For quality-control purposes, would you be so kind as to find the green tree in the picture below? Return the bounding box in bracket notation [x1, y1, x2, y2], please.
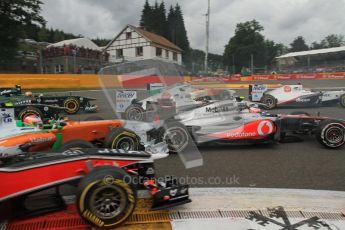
[0, 0, 45, 66]
[37, 27, 50, 41]
[313, 34, 345, 49]
[173, 4, 190, 52]
[139, 0, 152, 29]
[157, 2, 168, 37]
[139, 1, 167, 37]
[168, 3, 190, 65]
[167, 6, 176, 43]
[223, 20, 267, 73]
[289, 36, 309, 52]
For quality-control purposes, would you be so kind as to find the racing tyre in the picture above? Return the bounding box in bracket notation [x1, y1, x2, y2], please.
[290, 111, 310, 116]
[84, 116, 104, 121]
[77, 166, 137, 229]
[60, 139, 94, 151]
[261, 94, 277, 110]
[163, 121, 190, 153]
[340, 94, 345, 108]
[315, 120, 345, 149]
[18, 106, 44, 121]
[63, 97, 80, 114]
[104, 128, 140, 151]
[124, 104, 145, 121]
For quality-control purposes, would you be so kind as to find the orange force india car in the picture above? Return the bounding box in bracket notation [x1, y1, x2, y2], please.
[0, 105, 164, 159]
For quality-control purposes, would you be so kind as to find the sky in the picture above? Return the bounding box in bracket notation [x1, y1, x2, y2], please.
[41, 0, 345, 54]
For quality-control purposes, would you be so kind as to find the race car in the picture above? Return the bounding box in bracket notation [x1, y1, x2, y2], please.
[249, 84, 345, 109]
[0, 100, 64, 121]
[0, 85, 21, 96]
[0, 148, 191, 229]
[0, 104, 165, 159]
[124, 83, 235, 121]
[0, 85, 98, 114]
[158, 99, 345, 152]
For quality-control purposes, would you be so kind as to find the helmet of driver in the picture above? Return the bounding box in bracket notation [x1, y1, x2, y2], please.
[25, 91, 33, 97]
[23, 115, 42, 127]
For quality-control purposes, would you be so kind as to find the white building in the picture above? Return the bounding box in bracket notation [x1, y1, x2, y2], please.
[105, 25, 183, 65]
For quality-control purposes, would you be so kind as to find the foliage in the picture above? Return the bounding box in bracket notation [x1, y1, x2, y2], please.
[223, 20, 283, 73]
[289, 36, 309, 52]
[0, 0, 45, 65]
[92, 38, 111, 47]
[139, 1, 190, 60]
[311, 34, 345, 49]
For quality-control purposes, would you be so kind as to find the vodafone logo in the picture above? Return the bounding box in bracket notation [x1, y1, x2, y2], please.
[257, 120, 274, 136]
[283, 86, 292, 93]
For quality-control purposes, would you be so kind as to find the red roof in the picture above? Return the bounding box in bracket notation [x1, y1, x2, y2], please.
[134, 26, 183, 52]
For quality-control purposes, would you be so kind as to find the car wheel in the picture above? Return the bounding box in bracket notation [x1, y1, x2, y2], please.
[77, 166, 137, 229]
[261, 94, 277, 109]
[84, 116, 104, 121]
[104, 128, 140, 151]
[163, 121, 190, 153]
[63, 97, 80, 114]
[18, 106, 43, 121]
[124, 104, 145, 121]
[340, 94, 345, 108]
[315, 120, 345, 149]
[60, 139, 94, 151]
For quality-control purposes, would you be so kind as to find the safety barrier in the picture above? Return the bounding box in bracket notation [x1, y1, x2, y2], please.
[0, 72, 344, 89]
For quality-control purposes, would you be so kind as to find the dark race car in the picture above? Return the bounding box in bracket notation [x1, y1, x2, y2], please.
[0, 148, 191, 229]
[1, 100, 64, 121]
[0, 85, 22, 96]
[0, 85, 98, 114]
[158, 99, 345, 152]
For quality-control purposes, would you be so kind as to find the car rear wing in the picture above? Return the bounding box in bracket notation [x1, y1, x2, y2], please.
[249, 84, 268, 102]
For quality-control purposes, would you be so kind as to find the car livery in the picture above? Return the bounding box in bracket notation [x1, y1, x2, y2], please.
[123, 83, 236, 121]
[249, 84, 345, 109]
[160, 99, 345, 152]
[0, 85, 98, 114]
[0, 106, 166, 159]
[0, 148, 191, 229]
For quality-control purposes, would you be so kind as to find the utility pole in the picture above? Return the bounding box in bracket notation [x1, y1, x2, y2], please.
[204, 0, 210, 73]
[250, 53, 254, 75]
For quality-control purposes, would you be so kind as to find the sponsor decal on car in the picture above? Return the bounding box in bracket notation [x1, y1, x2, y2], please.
[1, 113, 13, 123]
[29, 137, 53, 143]
[13, 100, 31, 105]
[43, 99, 59, 103]
[205, 106, 230, 113]
[296, 98, 311, 103]
[257, 120, 274, 136]
[226, 132, 257, 138]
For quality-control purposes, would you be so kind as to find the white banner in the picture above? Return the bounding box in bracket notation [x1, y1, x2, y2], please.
[115, 90, 137, 112]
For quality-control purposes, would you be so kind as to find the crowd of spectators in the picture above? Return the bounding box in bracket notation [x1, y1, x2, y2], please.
[41, 45, 109, 62]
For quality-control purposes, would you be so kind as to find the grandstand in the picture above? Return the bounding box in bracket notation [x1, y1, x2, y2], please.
[276, 46, 345, 73]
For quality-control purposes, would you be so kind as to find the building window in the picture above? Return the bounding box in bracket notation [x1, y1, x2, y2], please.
[136, 47, 143, 56]
[156, 47, 162, 57]
[116, 49, 123, 59]
[165, 50, 169, 59]
[173, 52, 178, 61]
[126, 32, 132, 39]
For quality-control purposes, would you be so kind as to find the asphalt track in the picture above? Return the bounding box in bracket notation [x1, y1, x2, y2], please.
[66, 79, 345, 192]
